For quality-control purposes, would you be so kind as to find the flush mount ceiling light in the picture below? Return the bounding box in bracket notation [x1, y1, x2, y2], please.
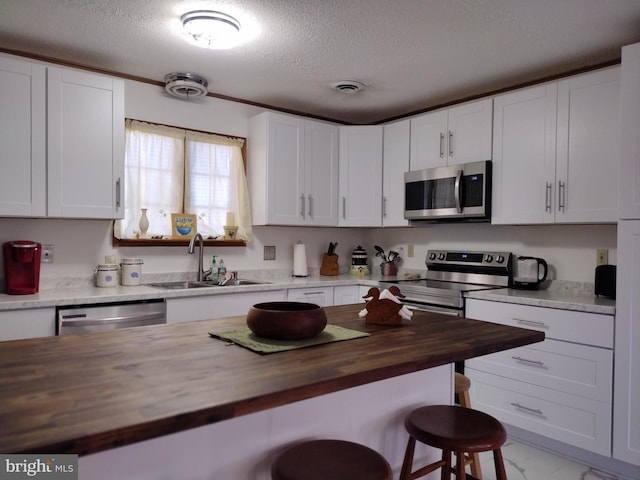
[181, 10, 241, 49]
[331, 80, 365, 94]
[164, 72, 209, 99]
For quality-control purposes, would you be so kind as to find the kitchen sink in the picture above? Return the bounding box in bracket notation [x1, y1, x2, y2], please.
[147, 279, 271, 290]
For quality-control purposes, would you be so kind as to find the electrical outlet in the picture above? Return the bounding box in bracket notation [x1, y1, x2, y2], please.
[264, 245, 276, 261]
[41, 244, 54, 263]
[407, 244, 414, 258]
[596, 248, 608, 266]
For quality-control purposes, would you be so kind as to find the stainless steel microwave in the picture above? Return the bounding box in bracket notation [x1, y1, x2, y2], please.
[404, 160, 492, 222]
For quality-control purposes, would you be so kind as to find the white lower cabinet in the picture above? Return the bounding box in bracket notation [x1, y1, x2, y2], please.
[332, 285, 361, 305]
[166, 290, 286, 323]
[287, 287, 333, 307]
[465, 298, 614, 456]
[0, 308, 56, 340]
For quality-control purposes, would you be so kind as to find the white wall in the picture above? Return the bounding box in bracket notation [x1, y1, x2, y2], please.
[0, 79, 617, 286]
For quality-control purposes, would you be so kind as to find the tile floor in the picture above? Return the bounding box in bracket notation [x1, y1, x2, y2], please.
[477, 438, 620, 480]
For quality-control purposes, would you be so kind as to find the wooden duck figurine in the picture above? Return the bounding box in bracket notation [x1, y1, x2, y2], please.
[360, 286, 412, 325]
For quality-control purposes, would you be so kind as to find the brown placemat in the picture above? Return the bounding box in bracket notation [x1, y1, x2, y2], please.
[208, 324, 370, 354]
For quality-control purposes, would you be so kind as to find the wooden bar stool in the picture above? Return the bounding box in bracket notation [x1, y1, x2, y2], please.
[455, 372, 482, 479]
[271, 439, 392, 480]
[399, 405, 507, 480]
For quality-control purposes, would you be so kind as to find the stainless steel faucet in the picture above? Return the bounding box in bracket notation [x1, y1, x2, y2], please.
[188, 233, 212, 281]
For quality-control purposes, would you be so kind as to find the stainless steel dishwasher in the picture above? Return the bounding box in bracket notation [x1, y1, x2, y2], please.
[57, 299, 166, 335]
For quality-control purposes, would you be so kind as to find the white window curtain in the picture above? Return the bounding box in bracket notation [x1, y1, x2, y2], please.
[114, 120, 252, 241]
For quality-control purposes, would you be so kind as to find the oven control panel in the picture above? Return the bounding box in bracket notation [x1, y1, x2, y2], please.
[426, 250, 512, 269]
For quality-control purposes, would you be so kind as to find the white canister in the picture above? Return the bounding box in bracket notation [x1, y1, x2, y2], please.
[120, 257, 143, 286]
[95, 264, 119, 287]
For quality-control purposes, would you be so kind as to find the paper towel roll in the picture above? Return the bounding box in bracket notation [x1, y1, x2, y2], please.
[293, 241, 308, 277]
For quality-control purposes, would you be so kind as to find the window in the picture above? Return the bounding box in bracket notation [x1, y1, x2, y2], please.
[114, 119, 251, 242]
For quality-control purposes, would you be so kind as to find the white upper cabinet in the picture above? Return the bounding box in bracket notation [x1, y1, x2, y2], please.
[0, 53, 124, 219]
[47, 67, 124, 219]
[0, 55, 46, 217]
[409, 98, 493, 171]
[339, 125, 383, 226]
[382, 119, 410, 227]
[620, 42, 640, 220]
[492, 67, 620, 225]
[248, 112, 339, 226]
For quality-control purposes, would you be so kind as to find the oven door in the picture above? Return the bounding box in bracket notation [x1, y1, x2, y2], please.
[401, 297, 463, 316]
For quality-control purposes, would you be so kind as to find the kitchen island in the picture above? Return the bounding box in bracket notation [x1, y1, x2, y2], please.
[0, 304, 544, 478]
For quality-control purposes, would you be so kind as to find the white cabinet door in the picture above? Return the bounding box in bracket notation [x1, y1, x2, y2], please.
[614, 220, 640, 465]
[47, 67, 124, 219]
[446, 98, 493, 165]
[304, 120, 339, 226]
[409, 99, 492, 171]
[333, 285, 361, 305]
[620, 43, 640, 220]
[382, 119, 410, 227]
[409, 110, 448, 170]
[491, 83, 558, 224]
[339, 126, 383, 226]
[287, 287, 333, 307]
[166, 290, 287, 323]
[0, 55, 46, 217]
[248, 112, 338, 226]
[0, 308, 55, 340]
[556, 67, 620, 223]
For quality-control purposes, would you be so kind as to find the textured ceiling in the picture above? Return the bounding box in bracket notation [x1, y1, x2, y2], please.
[2, 0, 640, 124]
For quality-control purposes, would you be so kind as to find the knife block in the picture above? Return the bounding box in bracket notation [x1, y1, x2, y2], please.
[320, 254, 339, 276]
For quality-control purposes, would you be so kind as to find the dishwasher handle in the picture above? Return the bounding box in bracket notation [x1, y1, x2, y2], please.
[59, 311, 165, 328]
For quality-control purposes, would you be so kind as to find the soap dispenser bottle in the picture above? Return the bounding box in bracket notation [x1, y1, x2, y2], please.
[211, 256, 218, 282]
[217, 258, 227, 284]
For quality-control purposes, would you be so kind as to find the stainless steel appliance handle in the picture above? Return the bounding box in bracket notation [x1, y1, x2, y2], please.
[558, 180, 566, 212]
[308, 194, 312, 217]
[300, 194, 305, 218]
[439, 133, 445, 158]
[510, 402, 543, 415]
[454, 169, 463, 213]
[545, 182, 552, 212]
[60, 312, 165, 327]
[448, 130, 454, 157]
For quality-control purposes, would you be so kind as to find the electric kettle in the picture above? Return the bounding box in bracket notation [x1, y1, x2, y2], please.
[510, 256, 548, 290]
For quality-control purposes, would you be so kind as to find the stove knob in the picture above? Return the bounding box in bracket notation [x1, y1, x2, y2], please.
[496, 255, 505, 264]
[484, 254, 494, 263]
[438, 253, 445, 260]
[428, 252, 437, 260]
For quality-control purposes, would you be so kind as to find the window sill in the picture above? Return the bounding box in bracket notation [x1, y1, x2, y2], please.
[112, 237, 247, 247]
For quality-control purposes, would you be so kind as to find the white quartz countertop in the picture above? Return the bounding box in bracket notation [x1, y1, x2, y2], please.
[0, 273, 615, 315]
[466, 287, 616, 315]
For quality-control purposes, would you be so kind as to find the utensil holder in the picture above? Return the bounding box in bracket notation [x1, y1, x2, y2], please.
[380, 262, 398, 276]
[320, 254, 340, 276]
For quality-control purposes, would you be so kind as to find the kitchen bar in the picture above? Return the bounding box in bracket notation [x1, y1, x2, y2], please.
[0, 304, 544, 477]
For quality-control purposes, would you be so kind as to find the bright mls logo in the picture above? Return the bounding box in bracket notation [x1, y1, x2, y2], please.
[0, 455, 78, 479]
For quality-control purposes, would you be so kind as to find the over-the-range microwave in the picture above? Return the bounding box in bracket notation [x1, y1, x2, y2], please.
[404, 160, 492, 222]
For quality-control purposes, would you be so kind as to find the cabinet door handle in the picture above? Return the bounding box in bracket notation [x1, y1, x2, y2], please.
[116, 177, 121, 209]
[308, 195, 312, 217]
[545, 182, 552, 212]
[383, 196, 387, 218]
[439, 133, 445, 158]
[449, 130, 454, 157]
[342, 197, 346, 219]
[512, 356, 545, 367]
[300, 194, 305, 218]
[558, 180, 566, 212]
[510, 402, 543, 416]
[514, 317, 548, 328]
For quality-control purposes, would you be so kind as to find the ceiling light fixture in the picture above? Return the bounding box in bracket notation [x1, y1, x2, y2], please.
[181, 10, 241, 49]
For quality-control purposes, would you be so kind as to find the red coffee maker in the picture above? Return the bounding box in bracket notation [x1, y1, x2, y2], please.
[3, 241, 42, 294]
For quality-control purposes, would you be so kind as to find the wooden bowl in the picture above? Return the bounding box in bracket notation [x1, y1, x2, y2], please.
[247, 302, 327, 340]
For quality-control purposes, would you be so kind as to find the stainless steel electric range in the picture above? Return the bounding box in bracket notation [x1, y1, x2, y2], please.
[379, 249, 513, 316]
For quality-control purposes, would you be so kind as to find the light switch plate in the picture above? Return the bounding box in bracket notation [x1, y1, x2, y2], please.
[596, 248, 608, 266]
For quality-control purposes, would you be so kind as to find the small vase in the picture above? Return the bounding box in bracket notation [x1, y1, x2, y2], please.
[138, 208, 149, 237]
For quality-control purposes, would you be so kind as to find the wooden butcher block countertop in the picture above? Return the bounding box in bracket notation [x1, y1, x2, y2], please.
[0, 304, 544, 456]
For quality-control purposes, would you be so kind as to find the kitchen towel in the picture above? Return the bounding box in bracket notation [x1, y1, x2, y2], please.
[209, 324, 369, 354]
[293, 241, 308, 277]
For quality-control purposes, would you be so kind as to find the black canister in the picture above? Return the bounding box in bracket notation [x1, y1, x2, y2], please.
[350, 246, 370, 275]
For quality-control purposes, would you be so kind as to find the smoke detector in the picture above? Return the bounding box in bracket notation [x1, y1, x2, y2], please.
[164, 72, 209, 99]
[331, 80, 365, 94]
